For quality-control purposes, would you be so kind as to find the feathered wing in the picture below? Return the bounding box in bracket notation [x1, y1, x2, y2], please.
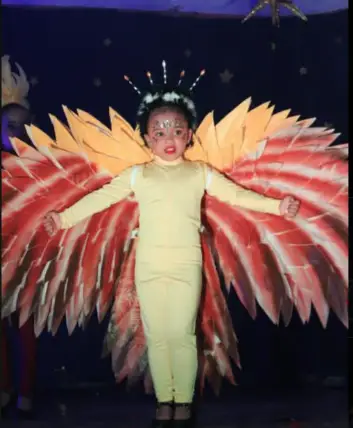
[186, 98, 348, 390]
[2, 106, 151, 337]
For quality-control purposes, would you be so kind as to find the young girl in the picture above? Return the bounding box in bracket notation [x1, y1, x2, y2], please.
[1, 55, 37, 420]
[1, 55, 31, 152]
[43, 88, 300, 427]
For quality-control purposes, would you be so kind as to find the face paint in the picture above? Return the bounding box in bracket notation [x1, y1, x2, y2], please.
[152, 119, 185, 130]
[145, 110, 191, 161]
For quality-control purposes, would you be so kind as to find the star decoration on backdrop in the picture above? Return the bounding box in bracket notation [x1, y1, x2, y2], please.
[103, 38, 112, 47]
[299, 67, 308, 76]
[93, 78, 102, 87]
[242, 1, 308, 27]
[30, 77, 39, 86]
[58, 403, 67, 417]
[168, 5, 182, 15]
[271, 42, 276, 51]
[184, 49, 192, 58]
[220, 69, 234, 84]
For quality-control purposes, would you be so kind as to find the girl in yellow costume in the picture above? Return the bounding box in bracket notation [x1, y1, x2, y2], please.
[1, 64, 348, 428]
[45, 85, 298, 427]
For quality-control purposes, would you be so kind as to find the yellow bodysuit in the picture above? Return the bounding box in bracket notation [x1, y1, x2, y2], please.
[59, 156, 281, 403]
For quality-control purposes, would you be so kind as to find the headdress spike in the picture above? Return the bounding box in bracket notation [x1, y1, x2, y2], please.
[189, 69, 206, 92]
[162, 60, 167, 85]
[124, 75, 141, 95]
[177, 70, 185, 87]
[146, 71, 154, 86]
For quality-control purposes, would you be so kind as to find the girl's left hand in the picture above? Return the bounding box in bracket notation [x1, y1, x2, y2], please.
[279, 196, 300, 218]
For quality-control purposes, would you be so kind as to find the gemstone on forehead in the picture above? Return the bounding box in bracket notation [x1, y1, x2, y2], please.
[154, 119, 185, 129]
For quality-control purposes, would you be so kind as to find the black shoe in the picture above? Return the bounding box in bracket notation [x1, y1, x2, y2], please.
[173, 421, 193, 428]
[16, 407, 36, 420]
[0, 404, 11, 420]
[151, 420, 173, 428]
[151, 402, 174, 428]
[0, 393, 16, 419]
[173, 403, 195, 428]
[173, 418, 195, 428]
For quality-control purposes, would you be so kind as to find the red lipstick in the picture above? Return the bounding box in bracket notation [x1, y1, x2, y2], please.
[164, 146, 176, 154]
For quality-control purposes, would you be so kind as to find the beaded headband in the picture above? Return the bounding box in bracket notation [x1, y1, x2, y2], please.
[124, 61, 206, 128]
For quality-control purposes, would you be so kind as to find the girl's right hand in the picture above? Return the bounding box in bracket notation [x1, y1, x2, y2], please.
[44, 211, 62, 236]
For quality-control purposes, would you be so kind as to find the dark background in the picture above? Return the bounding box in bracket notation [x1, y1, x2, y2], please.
[2, 6, 347, 392]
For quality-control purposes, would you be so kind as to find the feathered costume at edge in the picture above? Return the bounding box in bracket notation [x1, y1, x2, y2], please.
[1, 62, 348, 396]
[2, 55, 31, 152]
[2, 55, 30, 109]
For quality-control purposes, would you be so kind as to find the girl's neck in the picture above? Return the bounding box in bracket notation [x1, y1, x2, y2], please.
[153, 155, 184, 166]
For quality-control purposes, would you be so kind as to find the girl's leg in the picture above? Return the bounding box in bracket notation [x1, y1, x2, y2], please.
[165, 264, 202, 419]
[17, 315, 37, 412]
[136, 267, 174, 419]
[1, 318, 13, 408]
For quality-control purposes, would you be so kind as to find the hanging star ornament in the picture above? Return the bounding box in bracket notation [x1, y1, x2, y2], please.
[242, 0, 308, 27]
[220, 69, 234, 84]
[29, 77, 39, 86]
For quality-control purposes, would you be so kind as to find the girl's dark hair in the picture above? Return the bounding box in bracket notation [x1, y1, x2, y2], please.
[1, 102, 32, 145]
[1, 102, 30, 117]
[136, 87, 198, 146]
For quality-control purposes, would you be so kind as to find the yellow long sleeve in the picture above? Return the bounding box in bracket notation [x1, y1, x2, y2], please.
[205, 167, 281, 215]
[59, 167, 134, 229]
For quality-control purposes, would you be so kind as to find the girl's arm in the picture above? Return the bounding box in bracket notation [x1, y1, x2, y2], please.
[204, 166, 281, 215]
[59, 167, 135, 229]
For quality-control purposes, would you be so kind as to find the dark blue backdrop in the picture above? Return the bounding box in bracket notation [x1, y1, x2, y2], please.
[3, 6, 347, 390]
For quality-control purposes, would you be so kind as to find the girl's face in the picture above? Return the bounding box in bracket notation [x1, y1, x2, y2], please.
[2, 106, 31, 138]
[144, 108, 192, 161]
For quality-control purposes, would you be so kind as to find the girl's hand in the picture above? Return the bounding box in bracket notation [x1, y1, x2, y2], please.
[279, 196, 300, 219]
[44, 211, 62, 236]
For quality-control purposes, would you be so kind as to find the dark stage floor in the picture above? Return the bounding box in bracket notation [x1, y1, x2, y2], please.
[1, 386, 348, 427]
